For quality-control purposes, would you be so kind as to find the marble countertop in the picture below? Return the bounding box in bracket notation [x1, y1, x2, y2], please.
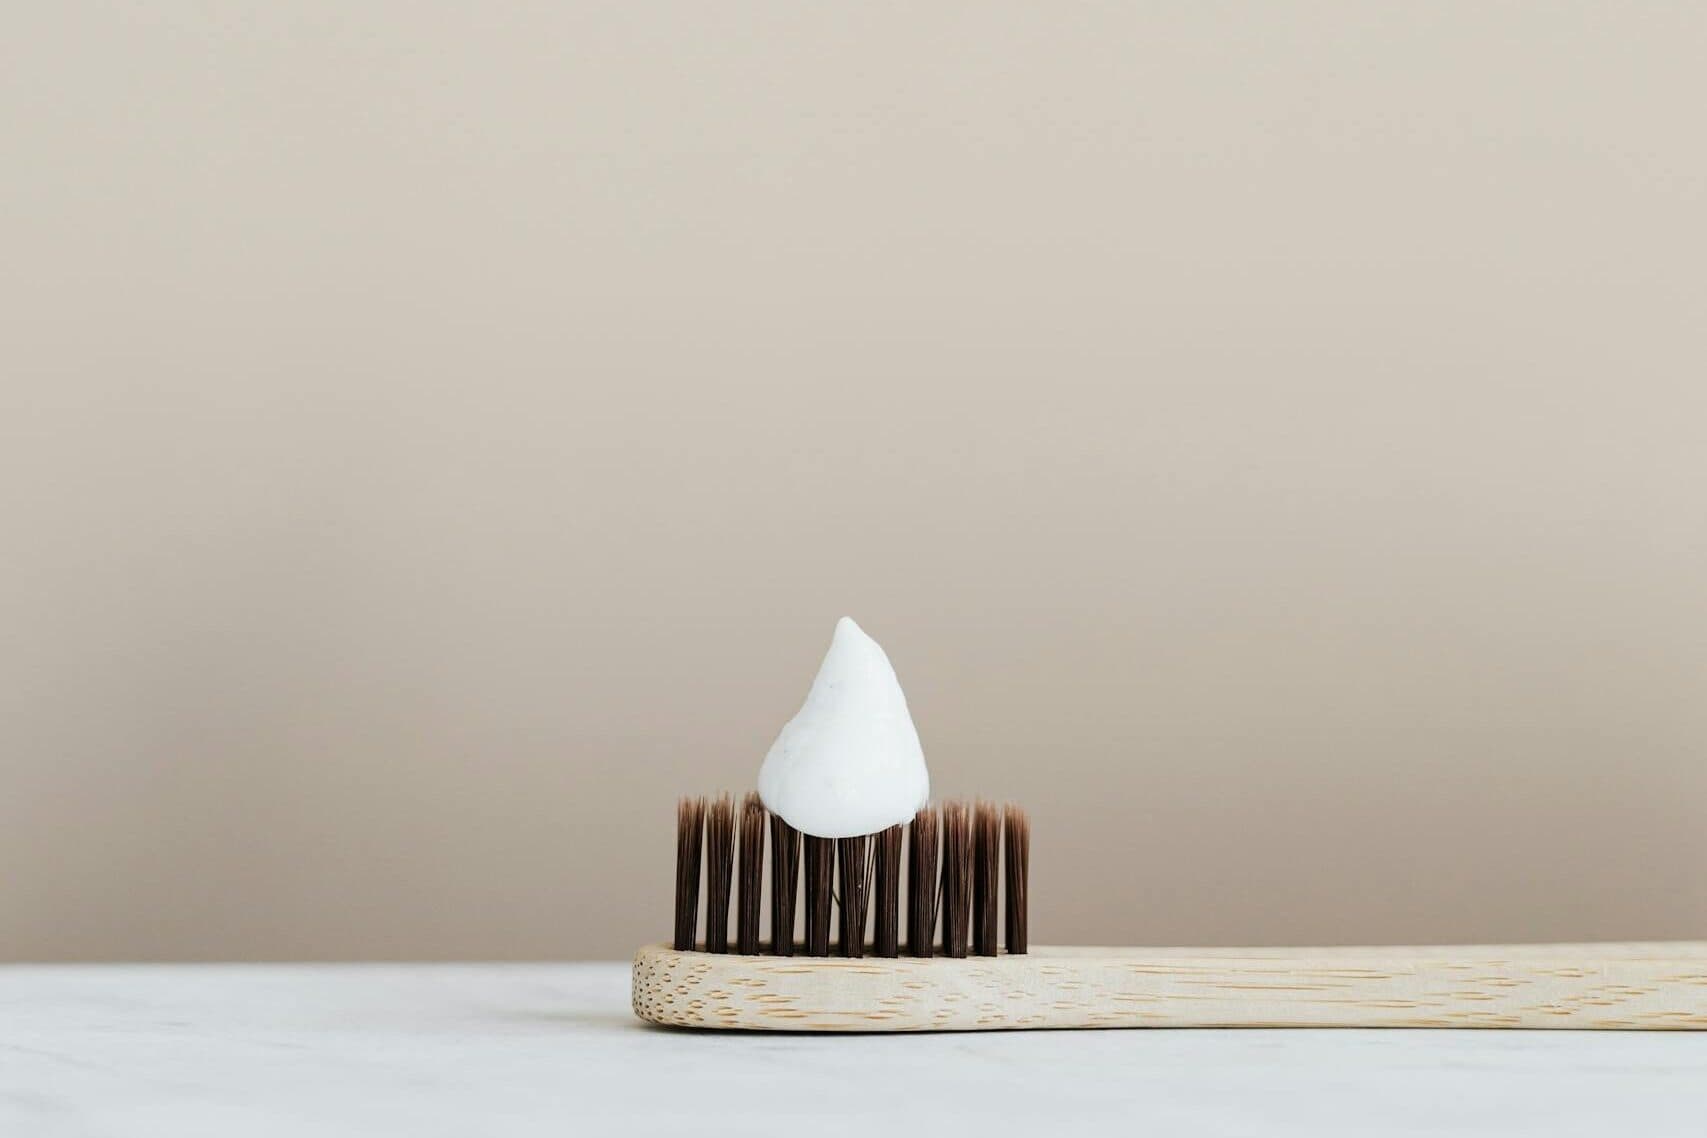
[4, 963, 1706, 1136]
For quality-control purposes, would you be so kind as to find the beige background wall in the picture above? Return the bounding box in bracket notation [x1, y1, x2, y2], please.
[5, 4, 1706, 962]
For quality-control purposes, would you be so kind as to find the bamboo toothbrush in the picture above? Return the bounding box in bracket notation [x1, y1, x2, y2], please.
[634, 795, 1707, 1032]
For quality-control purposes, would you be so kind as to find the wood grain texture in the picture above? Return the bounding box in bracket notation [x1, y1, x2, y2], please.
[632, 942, 1707, 1031]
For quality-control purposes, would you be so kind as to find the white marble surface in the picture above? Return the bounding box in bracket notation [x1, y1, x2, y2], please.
[4, 963, 1707, 1137]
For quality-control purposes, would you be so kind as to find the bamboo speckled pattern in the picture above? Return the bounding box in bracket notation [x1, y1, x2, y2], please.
[633, 942, 1707, 1032]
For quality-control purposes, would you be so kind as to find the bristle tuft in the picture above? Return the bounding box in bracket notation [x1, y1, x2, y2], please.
[973, 801, 1000, 956]
[1003, 803, 1029, 954]
[940, 801, 972, 958]
[674, 797, 705, 951]
[736, 793, 765, 955]
[803, 836, 834, 956]
[906, 807, 939, 957]
[768, 812, 800, 955]
[836, 836, 872, 957]
[872, 825, 903, 957]
[703, 794, 735, 953]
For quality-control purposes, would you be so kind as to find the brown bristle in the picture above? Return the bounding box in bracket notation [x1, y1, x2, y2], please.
[1003, 803, 1029, 954]
[803, 835, 834, 956]
[939, 801, 972, 958]
[703, 794, 735, 953]
[736, 793, 765, 955]
[906, 807, 939, 957]
[674, 796, 705, 951]
[972, 801, 1000, 956]
[769, 813, 800, 956]
[872, 824, 903, 957]
[836, 836, 872, 957]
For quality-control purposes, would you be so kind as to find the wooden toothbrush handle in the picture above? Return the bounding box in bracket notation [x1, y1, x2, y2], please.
[632, 942, 1707, 1031]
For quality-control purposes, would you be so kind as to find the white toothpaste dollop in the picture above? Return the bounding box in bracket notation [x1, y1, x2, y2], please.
[757, 617, 930, 838]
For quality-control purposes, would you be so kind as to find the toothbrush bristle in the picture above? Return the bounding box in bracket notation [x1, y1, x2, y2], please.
[803, 836, 834, 956]
[674, 796, 706, 951]
[906, 807, 939, 957]
[676, 794, 1027, 959]
[973, 801, 1000, 956]
[703, 794, 735, 953]
[737, 793, 765, 955]
[872, 824, 903, 957]
[1003, 804, 1029, 955]
[940, 801, 972, 958]
[836, 836, 872, 957]
[768, 812, 800, 955]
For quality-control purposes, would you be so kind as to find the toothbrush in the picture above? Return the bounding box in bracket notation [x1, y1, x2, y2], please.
[633, 796, 1707, 1032]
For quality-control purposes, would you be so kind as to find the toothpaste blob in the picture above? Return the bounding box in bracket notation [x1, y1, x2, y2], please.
[757, 617, 931, 839]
